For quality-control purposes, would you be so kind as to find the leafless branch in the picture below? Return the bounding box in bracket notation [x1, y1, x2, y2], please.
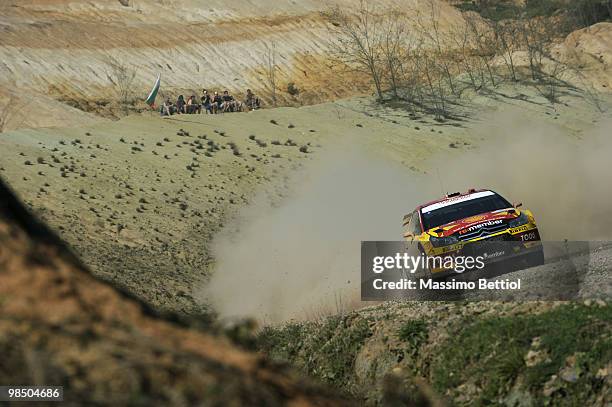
[106, 56, 137, 116]
[263, 42, 278, 107]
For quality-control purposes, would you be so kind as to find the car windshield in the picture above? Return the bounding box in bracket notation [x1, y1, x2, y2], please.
[420, 192, 511, 230]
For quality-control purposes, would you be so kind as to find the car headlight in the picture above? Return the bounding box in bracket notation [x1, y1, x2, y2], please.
[430, 235, 459, 248]
[508, 212, 529, 228]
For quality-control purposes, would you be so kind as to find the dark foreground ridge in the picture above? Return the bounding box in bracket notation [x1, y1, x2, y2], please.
[0, 178, 351, 405]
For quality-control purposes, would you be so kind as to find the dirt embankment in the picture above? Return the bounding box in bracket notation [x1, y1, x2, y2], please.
[1, 0, 610, 132]
[0, 178, 353, 405]
[258, 301, 611, 406]
[0, 0, 462, 130]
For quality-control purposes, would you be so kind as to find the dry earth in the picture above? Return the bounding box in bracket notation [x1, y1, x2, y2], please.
[1, 82, 610, 318]
[1, 1, 610, 131]
[0, 0, 462, 130]
[0, 178, 353, 405]
[1, 1, 611, 403]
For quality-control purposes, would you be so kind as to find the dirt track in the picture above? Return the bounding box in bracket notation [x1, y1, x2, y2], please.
[1, 81, 611, 319]
[440, 242, 612, 301]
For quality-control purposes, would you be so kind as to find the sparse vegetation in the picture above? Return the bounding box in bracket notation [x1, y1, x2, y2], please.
[398, 319, 428, 351]
[430, 303, 611, 405]
[322, 0, 610, 117]
[106, 56, 137, 116]
[287, 82, 300, 96]
[258, 303, 611, 405]
[457, 0, 612, 28]
[258, 314, 372, 390]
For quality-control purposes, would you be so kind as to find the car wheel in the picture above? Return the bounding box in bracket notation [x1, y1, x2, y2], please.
[525, 249, 545, 268]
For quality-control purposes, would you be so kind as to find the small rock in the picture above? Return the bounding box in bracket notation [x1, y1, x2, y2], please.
[560, 367, 579, 383]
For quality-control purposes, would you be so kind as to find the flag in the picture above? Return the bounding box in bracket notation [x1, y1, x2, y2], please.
[145, 73, 161, 107]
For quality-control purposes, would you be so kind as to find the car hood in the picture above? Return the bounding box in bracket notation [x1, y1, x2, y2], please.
[426, 209, 521, 238]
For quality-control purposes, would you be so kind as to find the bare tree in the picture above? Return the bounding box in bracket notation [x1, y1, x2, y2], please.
[461, 12, 498, 88]
[400, 41, 426, 111]
[412, 0, 458, 96]
[380, 10, 408, 99]
[322, 0, 386, 101]
[415, 50, 449, 120]
[107, 57, 137, 116]
[448, 16, 482, 92]
[519, 17, 554, 82]
[263, 41, 278, 107]
[490, 19, 522, 82]
[533, 58, 569, 108]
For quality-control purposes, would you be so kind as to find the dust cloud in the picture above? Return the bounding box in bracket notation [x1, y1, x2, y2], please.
[429, 114, 612, 241]
[200, 145, 421, 323]
[201, 110, 612, 323]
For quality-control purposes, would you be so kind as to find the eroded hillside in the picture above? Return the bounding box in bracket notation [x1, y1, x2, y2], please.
[0, 0, 461, 129]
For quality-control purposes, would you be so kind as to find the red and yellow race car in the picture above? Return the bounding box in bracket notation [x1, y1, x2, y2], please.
[403, 189, 544, 277]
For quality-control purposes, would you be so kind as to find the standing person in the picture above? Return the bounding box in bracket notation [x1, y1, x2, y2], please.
[176, 95, 186, 114]
[201, 89, 212, 114]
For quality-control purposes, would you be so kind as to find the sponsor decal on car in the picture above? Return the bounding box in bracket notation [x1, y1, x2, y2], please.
[458, 219, 504, 235]
[483, 250, 505, 259]
[520, 231, 538, 241]
[421, 191, 495, 212]
[509, 225, 530, 234]
[464, 215, 487, 223]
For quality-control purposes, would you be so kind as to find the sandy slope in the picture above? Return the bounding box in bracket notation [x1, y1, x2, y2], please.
[3, 99, 471, 315]
[0, 0, 461, 130]
[1, 0, 610, 133]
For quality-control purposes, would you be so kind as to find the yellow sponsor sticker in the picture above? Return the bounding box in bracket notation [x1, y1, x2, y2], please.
[509, 225, 531, 234]
[464, 215, 486, 223]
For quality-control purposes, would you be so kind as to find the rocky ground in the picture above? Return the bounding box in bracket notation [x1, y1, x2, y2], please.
[258, 300, 611, 405]
[1, 54, 611, 405]
[1, 1, 611, 405]
[1, 83, 610, 318]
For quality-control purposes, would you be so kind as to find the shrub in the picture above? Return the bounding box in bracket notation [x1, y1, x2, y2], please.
[398, 319, 428, 350]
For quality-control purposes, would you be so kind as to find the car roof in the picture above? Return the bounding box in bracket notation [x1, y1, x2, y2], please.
[416, 189, 492, 212]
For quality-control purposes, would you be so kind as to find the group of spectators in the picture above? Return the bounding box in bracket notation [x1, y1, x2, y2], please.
[160, 89, 261, 116]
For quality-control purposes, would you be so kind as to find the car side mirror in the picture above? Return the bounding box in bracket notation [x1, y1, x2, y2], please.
[402, 214, 412, 227]
[513, 202, 523, 208]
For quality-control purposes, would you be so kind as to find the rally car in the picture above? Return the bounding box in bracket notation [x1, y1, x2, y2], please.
[403, 189, 544, 277]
